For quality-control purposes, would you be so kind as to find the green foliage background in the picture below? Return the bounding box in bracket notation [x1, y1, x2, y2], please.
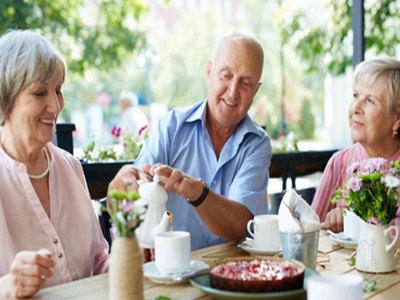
[1, 0, 398, 145]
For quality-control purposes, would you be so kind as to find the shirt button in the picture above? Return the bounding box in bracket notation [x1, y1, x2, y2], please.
[53, 238, 58, 244]
[57, 252, 63, 258]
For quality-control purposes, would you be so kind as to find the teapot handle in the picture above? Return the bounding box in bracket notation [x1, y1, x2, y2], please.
[384, 226, 399, 252]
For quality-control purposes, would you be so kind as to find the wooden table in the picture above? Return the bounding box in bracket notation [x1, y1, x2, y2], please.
[22, 232, 400, 299]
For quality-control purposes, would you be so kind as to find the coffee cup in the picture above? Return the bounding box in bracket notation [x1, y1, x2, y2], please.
[247, 215, 281, 250]
[155, 231, 191, 275]
[307, 273, 363, 300]
[343, 210, 361, 241]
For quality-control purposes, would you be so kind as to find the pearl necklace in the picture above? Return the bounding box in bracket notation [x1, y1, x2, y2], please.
[0, 131, 50, 179]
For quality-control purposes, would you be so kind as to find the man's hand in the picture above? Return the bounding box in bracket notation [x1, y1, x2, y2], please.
[107, 164, 150, 208]
[143, 163, 203, 201]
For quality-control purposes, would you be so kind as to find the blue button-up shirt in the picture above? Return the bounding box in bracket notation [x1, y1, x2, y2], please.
[134, 99, 272, 250]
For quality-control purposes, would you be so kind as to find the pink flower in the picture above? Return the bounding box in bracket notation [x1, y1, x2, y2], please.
[361, 157, 386, 173]
[122, 177, 134, 186]
[110, 223, 117, 237]
[347, 177, 363, 192]
[130, 218, 138, 229]
[276, 129, 286, 139]
[111, 125, 121, 138]
[119, 200, 133, 214]
[367, 216, 381, 225]
[347, 162, 360, 176]
[139, 125, 148, 136]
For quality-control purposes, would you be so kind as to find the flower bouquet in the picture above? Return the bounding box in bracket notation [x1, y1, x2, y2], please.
[106, 179, 146, 237]
[331, 158, 400, 225]
[331, 158, 400, 273]
[106, 179, 147, 299]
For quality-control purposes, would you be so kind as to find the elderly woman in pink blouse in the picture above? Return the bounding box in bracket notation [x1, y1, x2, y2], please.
[312, 57, 400, 233]
[0, 30, 109, 298]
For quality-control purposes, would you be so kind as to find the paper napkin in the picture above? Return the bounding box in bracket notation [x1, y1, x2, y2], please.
[278, 189, 320, 233]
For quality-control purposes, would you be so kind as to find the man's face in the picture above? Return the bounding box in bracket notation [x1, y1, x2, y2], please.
[206, 38, 263, 131]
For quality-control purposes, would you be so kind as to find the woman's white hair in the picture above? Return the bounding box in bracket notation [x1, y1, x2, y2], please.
[354, 57, 400, 113]
[0, 29, 66, 124]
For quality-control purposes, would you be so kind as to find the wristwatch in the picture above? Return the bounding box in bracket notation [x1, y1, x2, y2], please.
[186, 179, 209, 207]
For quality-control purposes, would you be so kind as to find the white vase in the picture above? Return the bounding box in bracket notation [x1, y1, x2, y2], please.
[109, 237, 144, 299]
[356, 221, 399, 273]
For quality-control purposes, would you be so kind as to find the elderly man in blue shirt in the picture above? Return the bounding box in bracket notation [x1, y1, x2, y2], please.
[109, 32, 272, 251]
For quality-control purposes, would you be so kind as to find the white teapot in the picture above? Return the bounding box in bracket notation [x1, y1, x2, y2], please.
[135, 175, 170, 248]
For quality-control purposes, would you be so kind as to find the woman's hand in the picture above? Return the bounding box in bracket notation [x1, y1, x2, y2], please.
[321, 207, 344, 233]
[0, 249, 55, 299]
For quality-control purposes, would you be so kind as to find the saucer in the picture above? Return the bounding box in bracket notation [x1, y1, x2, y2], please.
[143, 260, 209, 284]
[328, 232, 358, 249]
[238, 239, 281, 256]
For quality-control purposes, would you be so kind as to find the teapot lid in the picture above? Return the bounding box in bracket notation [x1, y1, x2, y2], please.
[138, 175, 168, 203]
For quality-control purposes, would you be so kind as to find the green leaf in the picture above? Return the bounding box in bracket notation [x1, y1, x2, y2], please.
[153, 296, 172, 300]
[363, 278, 377, 293]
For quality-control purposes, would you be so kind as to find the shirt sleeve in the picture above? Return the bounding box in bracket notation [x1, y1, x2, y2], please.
[311, 150, 350, 222]
[227, 136, 272, 215]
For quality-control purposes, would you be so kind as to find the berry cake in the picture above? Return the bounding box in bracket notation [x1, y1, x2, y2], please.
[209, 257, 305, 293]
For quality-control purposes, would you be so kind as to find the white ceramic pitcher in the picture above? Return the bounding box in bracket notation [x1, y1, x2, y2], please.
[356, 220, 399, 273]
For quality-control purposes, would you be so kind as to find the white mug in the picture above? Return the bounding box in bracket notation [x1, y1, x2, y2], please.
[307, 274, 363, 300]
[247, 215, 281, 250]
[155, 231, 191, 275]
[343, 210, 361, 241]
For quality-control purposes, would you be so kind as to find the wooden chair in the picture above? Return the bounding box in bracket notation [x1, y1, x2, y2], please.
[269, 187, 316, 215]
[52, 123, 76, 154]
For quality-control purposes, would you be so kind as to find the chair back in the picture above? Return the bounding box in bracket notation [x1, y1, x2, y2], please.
[269, 187, 316, 215]
[98, 197, 112, 250]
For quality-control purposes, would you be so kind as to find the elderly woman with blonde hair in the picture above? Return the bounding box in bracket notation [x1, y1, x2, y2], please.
[312, 57, 400, 232]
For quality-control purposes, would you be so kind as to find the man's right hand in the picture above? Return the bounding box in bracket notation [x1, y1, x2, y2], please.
[107, 164, 151, 208]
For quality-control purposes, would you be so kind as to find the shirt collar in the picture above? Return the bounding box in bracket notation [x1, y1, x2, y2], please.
[185, 99, 265, 140]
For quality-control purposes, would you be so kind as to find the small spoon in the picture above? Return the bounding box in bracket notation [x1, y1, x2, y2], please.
[172, 269, 209, 282]
[327, 230, 352, 241]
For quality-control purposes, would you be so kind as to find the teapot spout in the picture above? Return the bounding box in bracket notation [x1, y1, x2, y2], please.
[152, 211, 173, 237]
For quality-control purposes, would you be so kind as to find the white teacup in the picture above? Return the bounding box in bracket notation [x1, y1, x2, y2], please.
[307, 274, 363, 300]
[155, 231, 191, 275]
[247, 215, 281, 250]
[343, 210, 361, 241]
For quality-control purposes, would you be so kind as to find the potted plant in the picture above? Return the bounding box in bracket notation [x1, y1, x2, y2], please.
[331, 158, 400, 273]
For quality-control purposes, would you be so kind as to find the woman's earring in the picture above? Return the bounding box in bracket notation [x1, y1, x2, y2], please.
[393, 130, 398, 138]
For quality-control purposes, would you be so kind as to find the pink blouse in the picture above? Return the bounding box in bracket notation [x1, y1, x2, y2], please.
[0, 142, 109, 288]
[311, 143, 400, 223]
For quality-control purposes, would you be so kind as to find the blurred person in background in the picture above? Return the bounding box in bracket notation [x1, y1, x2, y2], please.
[119, 91, 148, 136]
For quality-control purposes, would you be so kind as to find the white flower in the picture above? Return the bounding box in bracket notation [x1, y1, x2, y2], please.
[383, 175, 400, 188]
[116, 211, 126, 226]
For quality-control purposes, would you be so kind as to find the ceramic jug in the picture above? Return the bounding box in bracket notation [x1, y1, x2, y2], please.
[356, 220, 399, 273]
[135, 175, 169, 248]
